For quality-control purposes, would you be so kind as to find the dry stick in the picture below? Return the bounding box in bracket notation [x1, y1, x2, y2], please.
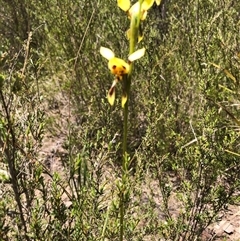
[0, 90, 30, 241]
[21, 31, 32, 79]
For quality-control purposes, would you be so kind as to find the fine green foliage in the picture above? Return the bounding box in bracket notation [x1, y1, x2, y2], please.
[0, 0, 239, 240]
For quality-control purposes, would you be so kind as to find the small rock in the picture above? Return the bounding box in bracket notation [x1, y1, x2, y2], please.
[223, 223, 234, 234]
[64, 201, 73, 208]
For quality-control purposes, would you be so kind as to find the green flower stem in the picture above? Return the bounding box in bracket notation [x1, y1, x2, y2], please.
[122, 8, 140, 165]
[120, 6, 141, 241]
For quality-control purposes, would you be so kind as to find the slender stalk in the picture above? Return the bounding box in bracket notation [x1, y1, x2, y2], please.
[122, 7, 139, 164]
[120, 8, 140, 241]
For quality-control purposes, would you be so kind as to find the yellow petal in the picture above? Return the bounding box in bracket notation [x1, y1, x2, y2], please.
[128, 48, 145, 62]
[155, 0, 161, 5]
[108, 86, 116, 106]
[100, 47, 115, 60]
[117, 0, 131, 11]
[121, 94, 127, 108]
[141, 10, 148, 20]
[142, 0, 154, 10]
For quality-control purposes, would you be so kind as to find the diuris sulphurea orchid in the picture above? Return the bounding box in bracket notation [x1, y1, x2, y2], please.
[100, 47, 145, 106]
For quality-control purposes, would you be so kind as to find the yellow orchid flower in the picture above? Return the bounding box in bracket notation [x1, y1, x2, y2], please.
[100, 47, 130, 78]
[100, 47, 145, 77]
[129, 1, 153, 20]
[117, 0, 160, 20]
[100, 46, 146, 106]
[118, 0, 160, 42]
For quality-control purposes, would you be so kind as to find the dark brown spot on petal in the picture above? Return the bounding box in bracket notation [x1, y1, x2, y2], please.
[122, 65, 126, 70]
[112, 65, 116, 69]
[109, 86, 115, 96]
